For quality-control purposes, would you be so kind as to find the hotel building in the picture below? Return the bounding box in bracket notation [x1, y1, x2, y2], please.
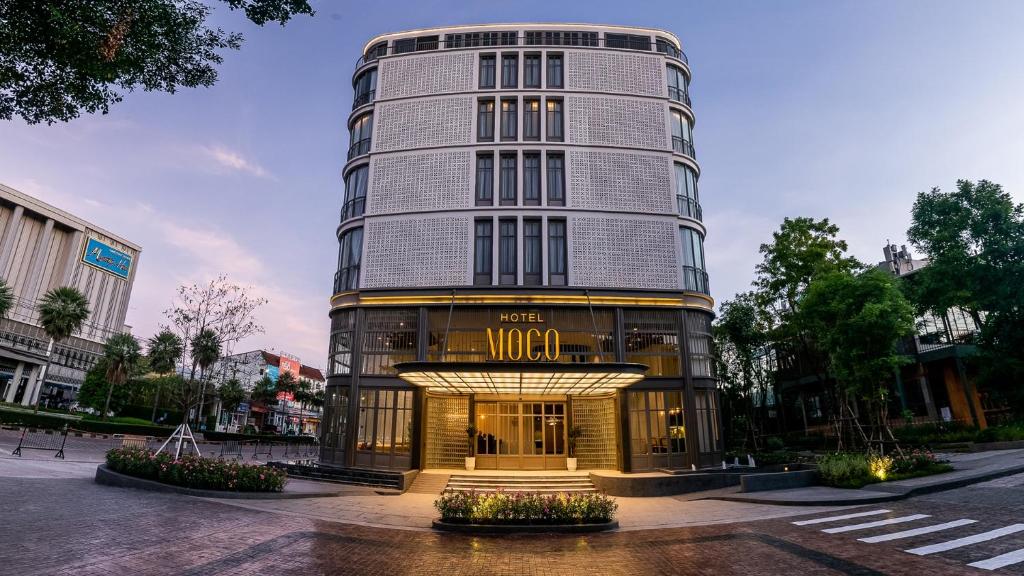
[323, 24, 719, 473]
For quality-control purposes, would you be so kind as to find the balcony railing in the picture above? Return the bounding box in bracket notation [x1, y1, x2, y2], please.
[352, 89, 375, 109]
[354, 34, 688, 68]
[672, 136, 695, 158]
[340, 196, 366, 222]
[682, 266, 710, 295]
[347, 138, 371, 160]
[677, 196, 703, 221]
[668, 87, 691, 107]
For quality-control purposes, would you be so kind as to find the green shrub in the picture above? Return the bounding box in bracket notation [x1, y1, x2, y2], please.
[894, 422, 978, 445]
[766, 436, 785, 451]
[817, 452, 873, 488]
[105, 447, 287, 492]
[976, 423, 1024, 443]
[434, 491, 617, 525]
[818, 450, 952, 488]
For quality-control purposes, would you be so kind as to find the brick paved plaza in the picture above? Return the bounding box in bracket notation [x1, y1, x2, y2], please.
[4, 435, 1024, 576]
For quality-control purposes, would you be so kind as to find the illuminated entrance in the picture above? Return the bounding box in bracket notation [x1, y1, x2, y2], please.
[475, 400, 566, 470]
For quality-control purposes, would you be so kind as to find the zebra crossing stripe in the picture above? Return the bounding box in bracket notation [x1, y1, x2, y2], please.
[823, 514, 930, 534]
[792, 509, 891, 526]
[969, 547, 1024, 571]
[858, 519, 978, 543]
[906, 524, 1024, 556]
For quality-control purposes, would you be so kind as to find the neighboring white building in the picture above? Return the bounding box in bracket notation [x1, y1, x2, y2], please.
[214, 350, 325, 434]
[0, 183, 140, 407]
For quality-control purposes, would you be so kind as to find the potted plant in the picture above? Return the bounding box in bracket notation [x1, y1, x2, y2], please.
[567, 425, 583, 472]
[465, 424, 477, 471]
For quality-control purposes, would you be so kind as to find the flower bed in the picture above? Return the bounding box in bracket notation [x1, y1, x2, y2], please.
[818, 450, 952, 489]
[105, 447, 287, 492]
[435, 490, 617, 525]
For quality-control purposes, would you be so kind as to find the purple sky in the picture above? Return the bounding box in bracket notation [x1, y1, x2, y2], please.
[1, 0, 1022, 369]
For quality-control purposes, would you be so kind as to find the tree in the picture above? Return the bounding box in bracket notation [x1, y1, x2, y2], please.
[250, 374, 277, 404]
[713, 292, 771, 450]
[799, 269, 915, 452]
[146, 329, 183, 421]
[217, 377, 246, 414]
[34, 286, 91, 412]
[293, 378, 313, 435]
[162, 276, 265, 428]
[0, 278, 13, 318]
[907, 179, 1024, 410]
[101, 332, 142, 419]
[0, 1, 314, 124]
[189, 328, 221, 426]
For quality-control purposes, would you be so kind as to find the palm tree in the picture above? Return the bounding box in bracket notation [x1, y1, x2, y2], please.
[147, 330, 183, 422]
[0, 278, 13, 319]
[293, 379, 313, 435]
[189, 328, 221, 426]
[34, 286, 90, 412]
[101, 333, 141, 420]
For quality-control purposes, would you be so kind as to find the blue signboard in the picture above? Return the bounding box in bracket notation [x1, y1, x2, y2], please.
[82, 237, 132, 279]
[265, 365, 279, 383]
[237, 402, 250, 413]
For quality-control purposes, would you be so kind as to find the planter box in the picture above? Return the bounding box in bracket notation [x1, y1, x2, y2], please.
[432, 519, 618, 534]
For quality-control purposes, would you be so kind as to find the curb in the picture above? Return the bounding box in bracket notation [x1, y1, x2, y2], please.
[707, 461, 1024, 506]
[94, 464, 345, 500]
[431, 519, 618, 534]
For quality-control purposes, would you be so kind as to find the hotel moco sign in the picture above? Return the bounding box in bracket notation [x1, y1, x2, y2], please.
[486, 312, 560, 361]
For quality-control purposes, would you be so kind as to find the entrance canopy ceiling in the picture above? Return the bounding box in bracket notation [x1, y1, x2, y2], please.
[393, 361, 647, 396]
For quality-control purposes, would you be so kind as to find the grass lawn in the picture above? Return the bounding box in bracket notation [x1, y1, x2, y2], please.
[81, 414, 163, 426]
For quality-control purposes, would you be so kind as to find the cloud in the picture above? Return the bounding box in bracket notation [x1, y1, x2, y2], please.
[200, 145, 273, 179]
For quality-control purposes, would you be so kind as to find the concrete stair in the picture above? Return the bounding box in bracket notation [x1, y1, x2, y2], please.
[408, 472, 451, 494]
[268, 462, 403, 490]
[444, 473, 597, 494]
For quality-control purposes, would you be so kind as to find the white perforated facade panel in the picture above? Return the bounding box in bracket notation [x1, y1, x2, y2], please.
[565, 95, 667, 150]
[570, 216, 679, 289]
[565, 50, 665, 97]
[373, 96, 474, 153]
[367, 151, 474, 215]
[361, 216, 471, 288]
[567, 150, 674, 214]
[377, 52, 476, 99]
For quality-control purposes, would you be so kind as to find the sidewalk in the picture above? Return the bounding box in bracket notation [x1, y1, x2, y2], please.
[709, 448, 1024, 506]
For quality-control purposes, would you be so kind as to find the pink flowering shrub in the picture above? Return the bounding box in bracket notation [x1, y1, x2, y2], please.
[105, 447, 287, 492]
[434, 490, 617, 524]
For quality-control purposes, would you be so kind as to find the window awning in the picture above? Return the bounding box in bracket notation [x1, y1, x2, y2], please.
[393, 361, 647, 396]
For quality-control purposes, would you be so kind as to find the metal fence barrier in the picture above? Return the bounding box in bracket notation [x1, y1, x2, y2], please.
[12, 424, 68, 459]
[219, 440, 245, 460]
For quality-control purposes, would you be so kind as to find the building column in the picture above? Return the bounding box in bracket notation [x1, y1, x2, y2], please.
[4, 362, 24, 403]
[20, 365, 40, 406]
[25, 218, 55, 301]
[917, 364, 938, 420]
[0, 205, 24, 273]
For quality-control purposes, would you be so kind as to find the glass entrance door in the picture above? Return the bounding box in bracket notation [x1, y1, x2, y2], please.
[475, 401, 566, 470]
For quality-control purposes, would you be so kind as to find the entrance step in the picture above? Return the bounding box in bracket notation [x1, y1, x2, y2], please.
[408, 472, 451, 494]
[444, 473, 598, 495]
[267, 462, 403, 490]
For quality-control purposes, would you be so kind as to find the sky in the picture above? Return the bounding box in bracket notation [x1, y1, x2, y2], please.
[1, 0, 1022, 369]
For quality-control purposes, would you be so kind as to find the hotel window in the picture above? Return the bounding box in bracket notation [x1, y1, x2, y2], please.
[479, 54, 496, 89]
[546, 99, 563, 141]
[523, 153, 541, 206]
[630, 390, 686, 471]
[336, 227, 363, 292]
[499, 153, 517, 205]
[354, 388, 414, 470]
[474, 219, 493, 285]
[328, 310, 355, 375]
[546, 153, 565, 206]
[360, 309, 418, 375]
[392, 38, 415, 54]
[524, 54, 541, 88]
[624, 310, 681, 376]
[680, 226, 708, 294]
[523, 219, 542, 285]
[667, 65, 688, 104]
[548, 219, 567, 286]
[523, 99, 540, 140]
[605, 33, 650, 51]
[546, 54, 563, 88]
[499, 219, 517, 285]
[500, 98, 517, 140]
[695, 389, 721, 458]
[321, 387, 348, 464]
[363, 41, 387, 62]
[688, 313, 714, 378]
[348, 113, 372, 159]
[674, 163, 700, 220]
[501, 54, 518, 88]
[477, 99, 494, 141]
[671, 109, 693, 156]
[353, 68, 377, 109]
[656, 36, 682, 59]
[475, 154, 494, 205]
[341, 165, 368, 221]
